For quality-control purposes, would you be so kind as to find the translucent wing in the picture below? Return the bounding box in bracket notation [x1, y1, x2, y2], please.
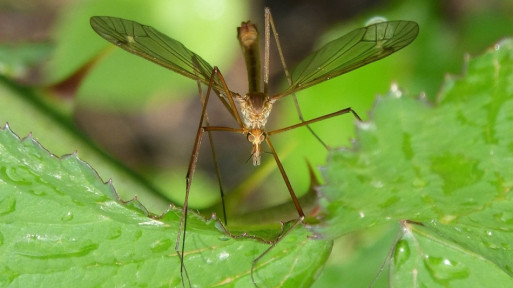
[90, 16, 236, 104]
[272, 20, 419, 99]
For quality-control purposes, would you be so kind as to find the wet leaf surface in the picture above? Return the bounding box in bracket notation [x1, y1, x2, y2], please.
[319, 39, 513, 286]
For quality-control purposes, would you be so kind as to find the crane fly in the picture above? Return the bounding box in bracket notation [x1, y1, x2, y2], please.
[90, 8, 418, 287]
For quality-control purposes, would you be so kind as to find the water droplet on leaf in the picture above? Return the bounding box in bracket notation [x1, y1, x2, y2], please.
[60, 211, 74, 222]
[151, 238, 172, 253]
[0, 194, 16, 215]
[424, 255, 469, 283]
[393, 239, 410, 268]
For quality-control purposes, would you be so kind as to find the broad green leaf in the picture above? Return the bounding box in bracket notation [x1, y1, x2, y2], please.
[311, 224, 399, 288]
[391, 222, 513, 287]
[318, 38, 513, 286]
[0, 76, 170, 213]
[0, 125, 331, 287]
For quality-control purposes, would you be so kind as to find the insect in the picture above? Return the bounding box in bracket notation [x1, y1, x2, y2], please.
[91, 8, 418, 286]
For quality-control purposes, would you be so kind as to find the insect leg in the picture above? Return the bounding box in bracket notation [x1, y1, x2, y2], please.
[267, 107, 362, 136]
[266, 7, 331, 149]
[196, 81, 228, 226]
[251, 217, 304, 287]
[177, 66, 247, 287]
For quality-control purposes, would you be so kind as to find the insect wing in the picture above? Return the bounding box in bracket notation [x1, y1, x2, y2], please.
[273, 21, 419, 99]
[90, 16, 232, 98]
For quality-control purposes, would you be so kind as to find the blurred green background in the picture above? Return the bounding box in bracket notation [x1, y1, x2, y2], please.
[1, 0, 512, 286]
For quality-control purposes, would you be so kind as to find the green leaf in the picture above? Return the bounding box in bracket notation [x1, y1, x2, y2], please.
[318, 38, 513, 286]
[391, 223, 513, 287]
[0, 76, 171, 214]
[0, 125, 331, 287]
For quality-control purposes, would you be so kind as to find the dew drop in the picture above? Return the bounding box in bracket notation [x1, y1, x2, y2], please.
[25, 144, 44, 160]
[380, 196, 400, 208]
[483, 238, 503, 250]
[493, 211, 513, 231]
[133, 230, 143, 240]
[504, 265, 513, 275]
[424, 255, 469, 283]
[217, 235, 231, 241]
[393, 239, 410, 269]
[107, 227, 122, 240]
[28, 187, 47, 196]
[14, 235, 98, 257]
[60, 211, 74, 222]
[218, 251, 230, 261]
[0, 194, 16, 215]
[390, 82, 402, 97]
[371, 180, 383, 188]
[412, 178, 426, 188]
[440, 214, 457, 223]
[4, 166, 34, 184]
[151, 238, 172, 253]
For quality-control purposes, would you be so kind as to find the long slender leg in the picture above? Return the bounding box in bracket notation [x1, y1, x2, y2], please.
[265, 7, 331, 149]
[245, 148, 305, 287]
[263, 7, 270, 95]
[196, 81, 228, 225]
[264, 136, 305, 218]
[176, 67, 244, 287]
[267, 107, 361, 136]
[251, 11, 364, 287]
[249, 106, 361, 285]
[251, 217, 304, 287]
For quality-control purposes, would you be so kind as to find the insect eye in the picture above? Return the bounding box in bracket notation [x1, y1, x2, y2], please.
[247, 133, 255, 142]
[259, 134, 265, 142]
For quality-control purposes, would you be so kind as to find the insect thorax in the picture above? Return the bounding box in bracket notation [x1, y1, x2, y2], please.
[239, 92, 273, 129]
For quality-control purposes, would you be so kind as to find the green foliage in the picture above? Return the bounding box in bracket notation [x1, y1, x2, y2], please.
[2, 37, 512, 287]
[1, 1, 513, 286]
[0, 125, 331, 287]
[317, 39, 513, 286]
[0, 76, 172, 213]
